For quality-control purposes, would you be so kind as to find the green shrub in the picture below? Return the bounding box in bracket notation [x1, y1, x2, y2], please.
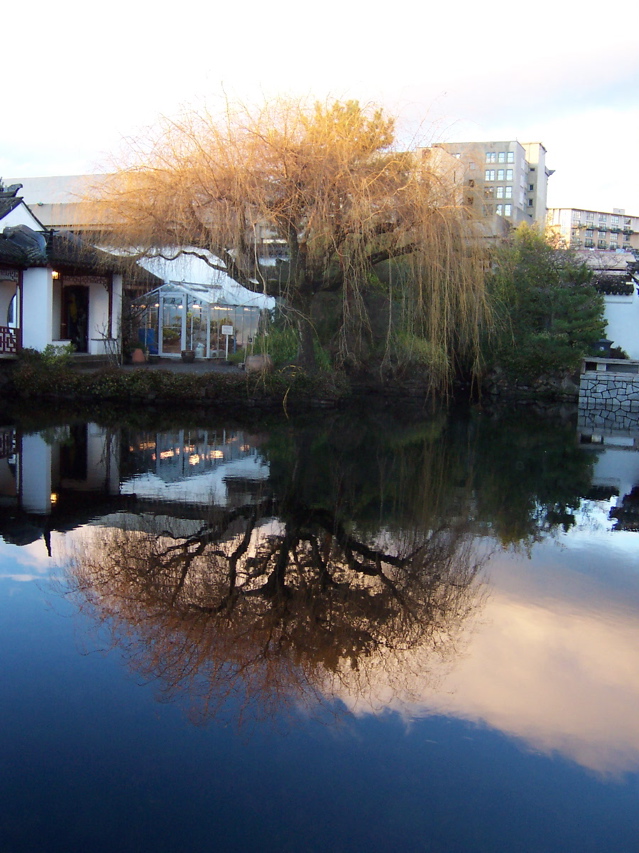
[251, 326, 299, 366]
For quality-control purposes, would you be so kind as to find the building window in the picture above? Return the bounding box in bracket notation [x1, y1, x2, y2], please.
[498, 152, 506, 163]
[586, 229, 594, 238]
[504, 204, 512, 216]
[484, 187, 494, 198]
[611, 215, 619, 225]
[586, 212, 594, 221]
[529, 184, 534, 191]
[497, 169, 505, 181]
[572, 212, 581, 221]
[469, 161, 476, 169]
[505, 186, 513, 198]
[599, 214, 607, 222]
[528, 199, 533, 207]
[496, 186, 504, 199]
[453, 153, 461, 159]
[485, 170, 495, 181]
[496, 204, 503, 215]
[507, 152, 514, 163]
[506, 169, 513, 181]
[486, 152, 496, 163]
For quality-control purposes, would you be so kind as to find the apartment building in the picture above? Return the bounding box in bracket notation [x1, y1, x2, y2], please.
[547, 208, 639, 253]
[431, 141, 552, 230]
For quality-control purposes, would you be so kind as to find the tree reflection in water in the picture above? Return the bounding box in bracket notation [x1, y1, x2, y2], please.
[63, 406, 595, 725]
[65, 414, 489, 724]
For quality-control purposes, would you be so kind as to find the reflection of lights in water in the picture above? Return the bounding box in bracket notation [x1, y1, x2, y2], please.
[239, 445, 250, 452]
[188, 454, 200, 466]
[159, 450, 175, 460]
[130, 441, 156, 452]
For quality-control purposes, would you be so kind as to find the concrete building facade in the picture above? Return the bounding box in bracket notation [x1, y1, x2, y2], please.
[547, 207, 639, 253]
[432, 140, 552, 230]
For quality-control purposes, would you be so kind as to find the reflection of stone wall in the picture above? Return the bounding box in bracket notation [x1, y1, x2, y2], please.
[579, 371, 639, 432]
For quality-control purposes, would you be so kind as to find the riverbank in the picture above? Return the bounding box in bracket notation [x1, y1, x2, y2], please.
[0, 357, 583, 411]
[1, 359, 352, 412]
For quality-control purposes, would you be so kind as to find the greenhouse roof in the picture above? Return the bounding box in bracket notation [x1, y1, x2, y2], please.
[136, 280, 273, 310]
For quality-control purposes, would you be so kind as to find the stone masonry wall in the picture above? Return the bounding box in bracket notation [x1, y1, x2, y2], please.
[579, 371, 639, 432]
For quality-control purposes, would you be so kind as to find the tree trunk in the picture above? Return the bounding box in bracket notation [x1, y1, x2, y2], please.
[295, 293, 318, 373]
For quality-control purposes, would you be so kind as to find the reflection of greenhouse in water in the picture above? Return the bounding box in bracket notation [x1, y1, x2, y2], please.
[135, 282, 271, 358]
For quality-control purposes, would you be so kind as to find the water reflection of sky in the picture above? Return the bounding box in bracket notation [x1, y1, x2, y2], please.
[326, 520, 639, 777]
[2, 415, 639, 850]
[3, 514, 638, 781]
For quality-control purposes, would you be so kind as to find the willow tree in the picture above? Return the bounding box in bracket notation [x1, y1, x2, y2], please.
[94, 99, 489, 388]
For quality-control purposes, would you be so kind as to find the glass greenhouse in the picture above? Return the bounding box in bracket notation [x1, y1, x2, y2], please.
[135, 282, 271, 358]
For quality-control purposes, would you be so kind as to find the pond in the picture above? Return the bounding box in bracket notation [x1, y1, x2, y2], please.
[1, 404, 638, 852]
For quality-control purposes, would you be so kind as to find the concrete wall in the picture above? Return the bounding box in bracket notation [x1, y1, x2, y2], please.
[604, 292, 639, 359]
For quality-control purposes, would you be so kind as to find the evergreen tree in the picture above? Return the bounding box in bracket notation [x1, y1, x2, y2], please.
[487, 224, 605, 379]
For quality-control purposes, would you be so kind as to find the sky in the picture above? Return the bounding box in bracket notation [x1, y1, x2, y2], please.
[3, 0, 639, 213]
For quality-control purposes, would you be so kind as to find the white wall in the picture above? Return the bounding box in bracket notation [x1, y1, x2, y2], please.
[111, 273, 123, 341]
[88, 279, 108, 354]
[21, 267, 53, 350]
[604, 292, 639, 359]
[0, 202, 44, 232]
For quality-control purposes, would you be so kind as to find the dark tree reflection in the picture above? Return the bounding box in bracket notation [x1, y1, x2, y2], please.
[63, 405, 594, 724]
[66, 472, 485, 724]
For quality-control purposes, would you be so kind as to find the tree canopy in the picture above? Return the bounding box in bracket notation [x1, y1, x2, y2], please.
[486, 224, 606, 378]
[94, 98, 490, 387]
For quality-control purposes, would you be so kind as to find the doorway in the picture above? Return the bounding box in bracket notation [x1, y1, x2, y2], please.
[62, 285, 89, 352]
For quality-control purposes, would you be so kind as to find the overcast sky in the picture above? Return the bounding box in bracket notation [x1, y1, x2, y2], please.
[3, 0, 638, 213]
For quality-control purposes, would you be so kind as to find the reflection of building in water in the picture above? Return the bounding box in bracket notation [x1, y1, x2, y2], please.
[0, 424, 269, 547]
[579, 423, 639, 531]
[0, 424, 119, 514]
[0, 423, 121, 547]
[120, 428, 269, 508]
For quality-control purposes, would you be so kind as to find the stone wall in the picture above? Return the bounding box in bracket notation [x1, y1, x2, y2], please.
[579, 361, 639, 432]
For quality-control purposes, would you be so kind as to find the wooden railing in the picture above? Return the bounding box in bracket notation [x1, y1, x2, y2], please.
[0, 326, 18, 355]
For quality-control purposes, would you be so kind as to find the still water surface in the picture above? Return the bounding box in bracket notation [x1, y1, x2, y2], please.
[0, 405, 638, 852]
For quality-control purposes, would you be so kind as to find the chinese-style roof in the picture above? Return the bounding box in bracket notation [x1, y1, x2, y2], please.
[0, 197, 22, 220]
